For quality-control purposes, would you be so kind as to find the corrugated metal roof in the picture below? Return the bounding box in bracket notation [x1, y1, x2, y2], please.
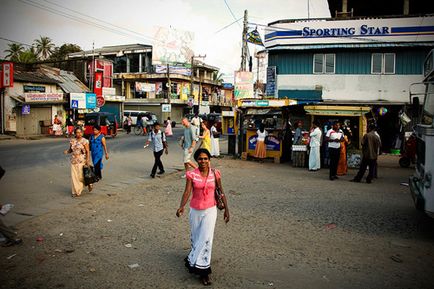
[267, 42, 434, 50]
[14, 70, 59, 84]
[41, 67, 89, 93]
[68, 43, 152, 58]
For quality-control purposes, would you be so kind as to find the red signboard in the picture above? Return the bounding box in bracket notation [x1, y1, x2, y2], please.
[1, 62, 14, 88]
[94, 71, 103, 97]
[88, 59, 112, 88]
[96, 96, 105, 108]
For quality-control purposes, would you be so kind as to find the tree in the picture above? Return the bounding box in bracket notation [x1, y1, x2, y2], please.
[213, 71, 224, 85]
[49, 43, 82, 61]
[4, 43, 24, 61]
[34, 36, 55, 60]
[17, 48, 37, 64]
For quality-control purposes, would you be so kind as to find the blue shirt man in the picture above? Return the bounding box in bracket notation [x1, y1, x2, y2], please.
[145, 123, 168, 178]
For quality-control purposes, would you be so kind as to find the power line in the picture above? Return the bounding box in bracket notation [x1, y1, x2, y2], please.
[17, 0, 161, 44]
[215, 17, 243, 34]
[0, 37, 33, 47]
[223, 0, 242, 28]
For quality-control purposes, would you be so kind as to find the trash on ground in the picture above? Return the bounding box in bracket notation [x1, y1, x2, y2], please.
[54, 249, 63, 253]
[107, 219, 113, 222]
[6, 254, 17, 260]
[125, 243, 132, 248]
[59, 233, 64, 237]
[268, 282, 274, 286]
[89, 268, 96, 272]
[138, 204, 145, 207]
[65, 249, 75, 253]
[400, 182, 409, 187]
[128, 263, 140, 269]
[0, 204, 14, 215]
[390, 255, 403, 263]
[325, 223, 337, 230]
[36, 236, 44, 242]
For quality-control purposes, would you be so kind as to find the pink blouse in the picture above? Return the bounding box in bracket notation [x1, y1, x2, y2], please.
[187, 168, 221, 210]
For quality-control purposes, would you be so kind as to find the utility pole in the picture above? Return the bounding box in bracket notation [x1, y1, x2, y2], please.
[240, 10, 248, 71]
[190, 54, 206, 113]
[167, 63, 171, 100]
[90, 41, 95, 91]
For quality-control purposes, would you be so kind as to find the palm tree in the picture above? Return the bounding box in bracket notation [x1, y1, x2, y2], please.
[34, 36, 55, 60]
[213, 71, 224, 85]
[4, 43, 24, 61]
[17, 49, 37, 64]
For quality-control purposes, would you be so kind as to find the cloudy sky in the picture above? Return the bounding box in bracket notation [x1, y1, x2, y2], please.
[0, 0, 330, 82]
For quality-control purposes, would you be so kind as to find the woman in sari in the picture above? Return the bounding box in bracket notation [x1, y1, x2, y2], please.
[64, 127, 92, 197]
[53, 115, 63, 136]
[165, 117, 173, 136]
[199, 121, 211, 152]
[176, 148, 229, 286]
[337, 129, 350, 176]
[89, 125, 109, 182]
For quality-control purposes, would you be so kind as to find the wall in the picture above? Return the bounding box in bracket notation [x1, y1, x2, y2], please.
[277, 74, 422, 102]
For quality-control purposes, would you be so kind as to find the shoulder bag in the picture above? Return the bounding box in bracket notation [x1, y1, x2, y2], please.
[212, 169, 225, 210]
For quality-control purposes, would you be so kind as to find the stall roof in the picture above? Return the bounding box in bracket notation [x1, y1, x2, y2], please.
[304, 105, 371, 116]
[246, 109, 283, 115]
[13, 70, 59, 84]
[239, 98, 297, 108]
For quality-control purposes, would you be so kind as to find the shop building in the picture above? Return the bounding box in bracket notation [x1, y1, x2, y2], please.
[265, 6, 434, 151]
[67, 44, 232, 123]
[3, 64, 88, 137]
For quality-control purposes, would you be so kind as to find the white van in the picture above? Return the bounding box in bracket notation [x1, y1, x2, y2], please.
[123, 111, 158, 126]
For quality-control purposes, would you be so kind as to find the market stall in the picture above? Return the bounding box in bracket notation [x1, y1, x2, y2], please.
[238, 99, 297, 163]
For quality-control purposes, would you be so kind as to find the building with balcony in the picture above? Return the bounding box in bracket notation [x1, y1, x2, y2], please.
[68, 44, 232, 123]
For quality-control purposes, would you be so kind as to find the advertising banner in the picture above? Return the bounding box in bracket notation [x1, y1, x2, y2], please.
[94, 72, 103, 96]
[265, 66, 277, 97]
[152, 26, 194, 65]
[135, 82, 155, 92]
[1, 62, 14, 87]
[248, 134, 281, 151]
[155, 65, 192, 76]
[161, 104, 171, 112]
[86, 93, 97, 109]
[234, 71, 254, 99]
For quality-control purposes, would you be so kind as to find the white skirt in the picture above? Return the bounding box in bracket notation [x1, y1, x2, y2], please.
[186, 206, 217, 276]
[210, 137, 220, 156]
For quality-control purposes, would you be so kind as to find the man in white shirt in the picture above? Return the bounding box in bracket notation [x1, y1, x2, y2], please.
[325, 121, 344, 180]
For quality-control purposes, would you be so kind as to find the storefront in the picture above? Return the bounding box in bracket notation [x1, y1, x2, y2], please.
[12, 92, 66, 137]
[239, 98, 297, 162]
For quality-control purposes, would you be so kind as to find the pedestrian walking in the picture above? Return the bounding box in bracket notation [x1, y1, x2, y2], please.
[308, 120, 322, 171]
[66, 112, 74, 137]
[337, 129, 350, 176]
[210, 123, 220, 158]
[89, 125, 109, 181]
[325, 122, 343, 180]
[191, 113, 202, 140]
[254, 124, 268, 162]
[145, 122, 168, 178]
[165, 117, 173, 136]
[294, 121, 303, 144]
[176, 148, 230, 286]
[181, 117, 198, 175]
[351, 124, 381, 184]
[126, 115, 132, 134]
[64, 127, 92, 197]
[199, 121, 211, 152]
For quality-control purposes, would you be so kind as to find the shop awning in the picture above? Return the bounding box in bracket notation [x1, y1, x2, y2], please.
[239, 98, 297, 108]
[304, 105, 371, 116]
[246, 109, 282, 115]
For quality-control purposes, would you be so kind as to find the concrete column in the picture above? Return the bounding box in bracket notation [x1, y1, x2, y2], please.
[139, 54, 143, 73]
[126, 55, 130, 73]
[342, 0, 348, 13]
[403, 0, 409, 15]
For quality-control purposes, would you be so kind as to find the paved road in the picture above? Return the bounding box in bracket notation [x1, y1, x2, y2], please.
[0, 128, 227, 225]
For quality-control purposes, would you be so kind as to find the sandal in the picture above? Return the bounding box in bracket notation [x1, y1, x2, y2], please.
[88, 184, 93, 192]
[201, 276, 212, 286]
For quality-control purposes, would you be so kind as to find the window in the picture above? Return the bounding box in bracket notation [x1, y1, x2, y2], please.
[371, 53, 395, 74]
[313, 54, 335, 74]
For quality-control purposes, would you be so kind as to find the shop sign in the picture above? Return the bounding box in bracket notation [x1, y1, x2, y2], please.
[94, 72, 103, 96]
[248, 134, 280, 151]
[96, 96, 105, 108]
[1, 62, 14, 87]
[102, 87, 116, 96]
[155, 65, 192, 76]
[161, 104, 171, 112]
[265, 66, 276, 97]
[24, 93, 63, 103]
[23, 85, 45, 92]
[234, 71, 254, 99]
[22, 105, 30, 115]
[135, 82, 155, 92]
[256, 100, 269, 107]
[187, 97, 194, 107]
[87, 93, 97, 109]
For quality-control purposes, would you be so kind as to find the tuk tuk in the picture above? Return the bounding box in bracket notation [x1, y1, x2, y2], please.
[84, 112, 118, 137]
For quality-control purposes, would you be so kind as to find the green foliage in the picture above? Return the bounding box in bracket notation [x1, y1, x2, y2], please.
[34, 36, 55, 60]
[4, 43, 25, 61]
[49, 43, 82, 61]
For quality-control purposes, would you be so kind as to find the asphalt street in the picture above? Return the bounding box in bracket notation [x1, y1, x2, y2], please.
[0, 128, 227, 225]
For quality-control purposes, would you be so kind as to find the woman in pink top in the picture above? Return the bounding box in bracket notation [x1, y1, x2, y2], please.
[176, 148, 229, 286]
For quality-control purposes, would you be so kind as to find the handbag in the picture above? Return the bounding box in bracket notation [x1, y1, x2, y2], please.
[212, 169, 225, 210]
[83, 165, 98, 186]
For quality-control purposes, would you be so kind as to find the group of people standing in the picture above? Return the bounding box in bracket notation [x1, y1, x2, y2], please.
[307, 120, 381, 183]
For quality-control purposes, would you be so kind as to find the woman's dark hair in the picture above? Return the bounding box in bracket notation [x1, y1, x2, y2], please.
[259, 123, 265, 133]
[154, 122, 160, 127]
[93, 125, 101, 131]
[167, 117, 171, 120]
[74, 127, 82, 133]
[194, 148, 211, 161]
[313, 120, 321, 127]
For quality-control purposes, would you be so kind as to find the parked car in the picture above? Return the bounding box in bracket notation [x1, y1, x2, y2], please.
[123, 110, 158, 126]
